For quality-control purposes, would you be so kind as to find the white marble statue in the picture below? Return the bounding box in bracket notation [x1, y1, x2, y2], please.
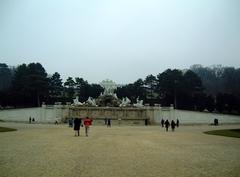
[113, 93, 118, 99]
[120, 97, 131, 107]
[86, 97, 97, 106]
[100, 79, 117, 95]
[73, 96, 83, 105]
[133, 97, 144, 107]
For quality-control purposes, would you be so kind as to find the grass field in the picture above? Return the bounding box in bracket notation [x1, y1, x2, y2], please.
[204, 129, 240, 138]
[0, 126, 17, 132]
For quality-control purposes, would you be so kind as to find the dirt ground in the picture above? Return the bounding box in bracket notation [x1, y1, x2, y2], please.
[0, 122, 240, 177]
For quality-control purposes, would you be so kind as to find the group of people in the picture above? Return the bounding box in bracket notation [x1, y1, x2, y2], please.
[67, 116, 181, 135]
[29, 116, 35, 123]
[104, 118, 111, 127]
[70, 117, 93, 137]
[161, 118, 179, 132]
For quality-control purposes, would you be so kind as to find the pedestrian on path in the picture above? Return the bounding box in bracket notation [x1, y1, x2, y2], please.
[161, 118, 165, 127]
[165, 119, 170, 132]
[84, 117, 93, 136]
[107, 118, 111, 127]
[74, 118, 81, 136]
[171, 120, 176, 131]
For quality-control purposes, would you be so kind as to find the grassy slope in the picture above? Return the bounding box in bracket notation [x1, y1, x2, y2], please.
[204, 129, 240, 138]
[0, 127, 17, 132]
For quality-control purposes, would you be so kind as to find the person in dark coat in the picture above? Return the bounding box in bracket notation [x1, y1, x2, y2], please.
[171, 120, 176, 131]
[104, 118, 107, 125]
[145, 118, 149, 126]
[165, 119, 170, 132]
[107, 118, 111, 127]
[74, 118, 81, 136]
[161, 118, 165, 127]
[29, 116, 32, 124]
[176, 119, 179, 127]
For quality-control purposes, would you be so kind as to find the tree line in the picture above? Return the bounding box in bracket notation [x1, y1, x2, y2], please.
[0, 62, 240, 114]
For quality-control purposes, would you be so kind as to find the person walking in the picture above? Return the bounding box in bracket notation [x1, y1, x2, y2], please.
[84, 117, 92, 137]
[104, 118, 107, 125]
[74, 118, 81, 136]
[161, 118, 165, 127]
[171, 120, 176, 131]
[165, 119, 170, 132]
[145, 118, 148, 126]
[176, 119, 179, 127]
[118, 118, 121, 126]
[29, 116, 32, 124]
[107, 118, 111, 127]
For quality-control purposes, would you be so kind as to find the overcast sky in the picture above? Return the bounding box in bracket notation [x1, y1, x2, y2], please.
[0, 0, 240, 84]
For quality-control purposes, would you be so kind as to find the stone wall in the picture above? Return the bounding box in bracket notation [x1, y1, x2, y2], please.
[69, 106, 151, 125]
[0, 105, 69, 123]
[70, 107, 148, 119]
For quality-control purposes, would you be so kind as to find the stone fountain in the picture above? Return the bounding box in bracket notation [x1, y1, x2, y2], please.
[68, 79, 172, 125]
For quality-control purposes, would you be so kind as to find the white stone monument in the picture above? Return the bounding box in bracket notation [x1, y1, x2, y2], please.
[99, 79, 117, 95]
[133, 97, 144, 107]
[120, 97, 131, 107]
[73, 96, 84, 105]
[86, 97, 97, 106]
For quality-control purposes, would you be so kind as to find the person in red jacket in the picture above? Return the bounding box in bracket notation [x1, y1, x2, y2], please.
[84, 117, 92, 136]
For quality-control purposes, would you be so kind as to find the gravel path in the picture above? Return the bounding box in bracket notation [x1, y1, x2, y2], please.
[0, 123, 240, 177]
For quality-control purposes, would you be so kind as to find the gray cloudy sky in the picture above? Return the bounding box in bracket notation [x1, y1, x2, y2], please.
[0, 0, 240, 84]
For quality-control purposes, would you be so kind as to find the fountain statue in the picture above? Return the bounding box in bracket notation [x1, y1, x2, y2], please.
[86, 97, 97, 106]
[133, 97, 144, 107]
[120, 97, 131, 107]
[113, 93, 118, 99]
[95, 79, 120, 107]
[73, 96, 84, 106]
[71, 79, 146, 108]
[99, 79, 117, 96]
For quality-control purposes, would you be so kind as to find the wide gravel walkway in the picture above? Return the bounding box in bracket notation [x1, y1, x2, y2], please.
[0, 122, 240, 177]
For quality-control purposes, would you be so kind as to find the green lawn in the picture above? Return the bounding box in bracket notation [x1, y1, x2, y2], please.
[0, 127, 17, 132]
[204, 129, 240, 138]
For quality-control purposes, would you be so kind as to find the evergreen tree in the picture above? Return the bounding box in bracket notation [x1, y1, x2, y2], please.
[64, 77, 75, 99]
[49, 72, 63, 97]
